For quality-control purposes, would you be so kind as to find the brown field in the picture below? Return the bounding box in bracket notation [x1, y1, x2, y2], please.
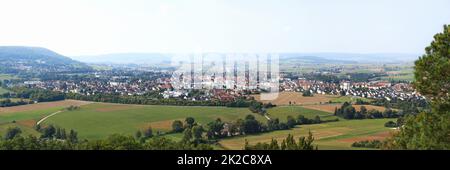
[17, 119, 37, 128]
[303, 104, 388, 113]
[140, 119, 183, 131]
[0, 100, 92, 114]
[253, 92, 336, 106]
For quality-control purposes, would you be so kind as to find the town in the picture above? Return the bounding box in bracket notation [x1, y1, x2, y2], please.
[4, 66, 424, 104]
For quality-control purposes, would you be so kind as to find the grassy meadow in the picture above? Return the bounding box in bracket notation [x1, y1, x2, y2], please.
[0, 100, 396, 149]
[219, 118, 396, 150]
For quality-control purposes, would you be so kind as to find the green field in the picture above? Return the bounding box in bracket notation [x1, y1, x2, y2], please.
[0, 101, 396, 149]
[330, 96, 372, 104]
[0, 122, 41, 138]
[0, 87, 9, 95]
[0, 74, 15, 94]
[0, 107, 63, 124]
[43, 103, 267, 139]
[0, 74, 18, 81]
[219, 118, 395, 150]
[381, 74, 414, 82]
[267, 106, 338, 121]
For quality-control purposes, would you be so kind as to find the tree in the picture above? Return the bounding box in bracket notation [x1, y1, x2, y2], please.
[302, 90, 314, 97]
[313, 116, 321, 124]
[60, 128, 67, 140]
[191, 125, 204, 141]
[41, 125, 56, 139]
[385, 25, 450, 150]
[185, 117, 195, 128]
[68, 129, 78, 143]
[228, 123, 239, 137]
[103, 134, 143, 150]
[385, 112, 449, 149]
[360, 106, 368, 115]
[297, 131, 316, 150]
[414, 25, 450, 112]
[55, 127, 62, 139]
[267, 118, 280, 131]
[135, 130, 142, 139]
[182, 128, 193, 142]
[4, 127, 21, 140]
[286, 116, 296, 128]
[269, 138, 280, 150]
[245, 132, 317, 150]
[296, 115, 308, 125]
[34, 124, 41, 131]
[206, 118, 224, 139]
[143, 127, 153, 139]
[384, 121, 398, 128]
[242, 115, 262, 134]
[249, 101, 264, 114]
[172, 120, 184, 133]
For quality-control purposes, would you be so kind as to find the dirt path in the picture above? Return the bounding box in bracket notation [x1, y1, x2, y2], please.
[264, 114, 271, 121]
[36, 111, 62, 125]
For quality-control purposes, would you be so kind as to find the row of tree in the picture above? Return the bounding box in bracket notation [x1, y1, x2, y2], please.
[351, 140, 382, 149]
[371, 97, 429, 115]
[0, 99, 30, 107]
[0, 134, 212, 150]
[0, 87, 65, 107]
[334, 102, 401, 119]
[171, 114, 333, 142]
[66, 92, 268, 109]
[245, 132, 317, 150]
[35, 125, 79, 143]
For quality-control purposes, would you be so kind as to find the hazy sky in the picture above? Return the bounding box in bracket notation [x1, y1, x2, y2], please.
[0, 0, 449, 56]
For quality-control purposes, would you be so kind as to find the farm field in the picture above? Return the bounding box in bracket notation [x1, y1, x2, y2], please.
[0, 122, 41, 137]
[1, 100, 345, 139]
[329, 96, 373, 104]
[0, 74, 18, 81]
[0, 100, 91, 114]
[219, 118, 396, 150]
[254, 92, 373, 106]
[0, 87, 9, 95]
[302, 104, 388, 113]
[266, 106, 339, 121]
[0, 100, 395, 150]
[253, 92, 336, 105]
[42, 103, 268, 140]
[0, 100, 93, 136]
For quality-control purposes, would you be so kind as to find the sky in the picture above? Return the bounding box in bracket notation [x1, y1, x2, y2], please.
[0, 0, 449, 56]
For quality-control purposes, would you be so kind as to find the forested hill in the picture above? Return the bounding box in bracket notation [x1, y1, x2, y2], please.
[0, 46, 92, 74]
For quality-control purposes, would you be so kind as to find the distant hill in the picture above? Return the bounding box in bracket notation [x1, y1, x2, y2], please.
[279, 54, 356, 64]
[280, 53, 420, 63]
[0, 46, 92, 73]
[70, 52, 420, 66]
[72, 53, 172, 65]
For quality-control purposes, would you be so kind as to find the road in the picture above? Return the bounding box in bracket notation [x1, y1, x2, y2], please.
[36, 111, 62, 125]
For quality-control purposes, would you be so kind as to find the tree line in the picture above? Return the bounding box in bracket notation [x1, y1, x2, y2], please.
[0, 87, 65, 107]
[66, 92, 269, 109]
[245, 132, 317, 150]
[334, 102, 401, 119]
[0, 98, 30, 107]
[351, 140, 382, 149]
[170, 114, 332, 142]
[1, 126, 212, 150]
